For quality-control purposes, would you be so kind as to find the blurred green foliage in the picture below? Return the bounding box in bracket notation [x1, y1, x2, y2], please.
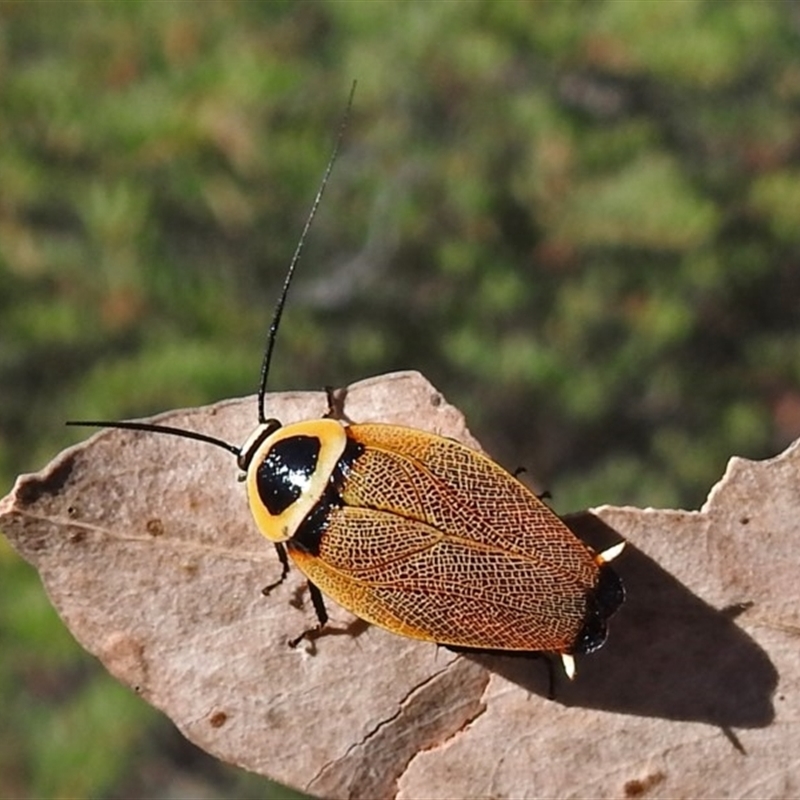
[1, 1, 799, 797]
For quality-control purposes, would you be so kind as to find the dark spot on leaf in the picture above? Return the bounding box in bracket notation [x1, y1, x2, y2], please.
[17, 454, 77, 506]
[625, 779, 644, 797]
[209, 711, 228, 728]
[624, 771, 665, 797]
[182, 561, 199, 577]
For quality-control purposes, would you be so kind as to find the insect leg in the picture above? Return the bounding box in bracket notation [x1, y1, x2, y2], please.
[288, 581, 329, 648]
[511, 466, 552, 500]
[544, 656, 558, 700]
[262, 542, 290, 596]
[308, 581, 329, 627]
[442, 645, 560, 700]
[323, 385, 353, 423]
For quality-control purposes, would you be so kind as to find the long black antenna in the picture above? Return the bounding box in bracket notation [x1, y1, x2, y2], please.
[256, 80, 357, 424]
[65, 420, 242, 457]
[67, 84, 356, 452]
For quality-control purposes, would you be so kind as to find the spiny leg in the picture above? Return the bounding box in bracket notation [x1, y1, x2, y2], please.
[324, 385, 353, 423]
[289, 581, 329, 648]
[262, 542, 290, 596]
[512, 466, 551, 501]
[440, 644, 560, 701]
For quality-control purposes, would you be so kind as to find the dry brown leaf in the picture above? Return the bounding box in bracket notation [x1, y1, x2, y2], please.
[1, 371, 794, 799]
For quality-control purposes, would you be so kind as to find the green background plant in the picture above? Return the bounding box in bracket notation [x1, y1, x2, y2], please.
[1, 2, 798, 797]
